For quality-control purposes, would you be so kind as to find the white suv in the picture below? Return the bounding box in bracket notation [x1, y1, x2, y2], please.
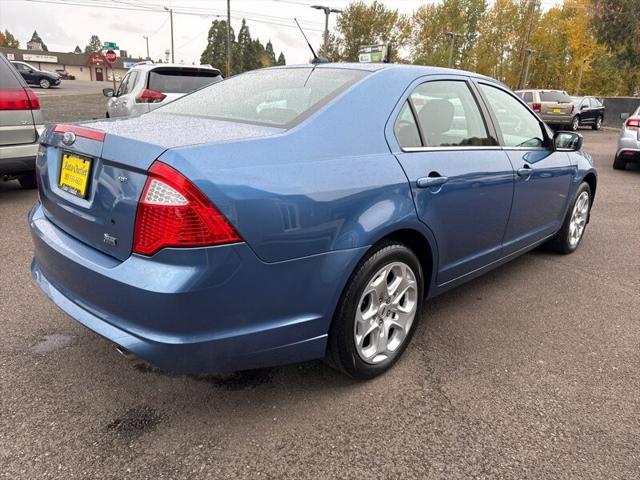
[103, 62, 222, 118]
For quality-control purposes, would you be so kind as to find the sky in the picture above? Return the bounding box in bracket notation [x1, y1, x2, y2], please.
[0, 0, 563, 66]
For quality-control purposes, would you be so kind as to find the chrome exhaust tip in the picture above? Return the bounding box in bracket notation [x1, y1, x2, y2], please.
[114, 345, 136, 361]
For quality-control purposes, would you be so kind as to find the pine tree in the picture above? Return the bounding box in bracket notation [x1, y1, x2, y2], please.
[265, 40, 276, 65]
[73, 45, 82, 54]
[29, 30, 48, 51]
[200, 20, 234, 72]
[84, 35, 102, 54]
[276, 52, 286, 66]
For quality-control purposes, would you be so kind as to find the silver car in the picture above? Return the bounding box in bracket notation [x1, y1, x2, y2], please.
[103, 62, 222, 118]
[0, 53, 45, 189]
[614, 106, 640, 170]
[515, 89, 575, 128]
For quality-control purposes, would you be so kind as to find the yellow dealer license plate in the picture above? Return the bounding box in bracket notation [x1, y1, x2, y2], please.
[58, 152, 92, 198]
[553, 108, 561, 113]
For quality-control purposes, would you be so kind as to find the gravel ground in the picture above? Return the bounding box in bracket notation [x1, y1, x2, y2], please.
[0, 103, 638, 479]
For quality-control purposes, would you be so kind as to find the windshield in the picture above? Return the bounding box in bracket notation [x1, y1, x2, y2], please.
[158, 67, 369, 127]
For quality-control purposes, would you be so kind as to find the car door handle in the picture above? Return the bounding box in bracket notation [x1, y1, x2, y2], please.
[517, 166, 533, 178]
[416, 175, 448, 188]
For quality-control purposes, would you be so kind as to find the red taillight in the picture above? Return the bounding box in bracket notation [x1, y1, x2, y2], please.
[53, 124, 105, 142]
[626, 118, 640, 130]
[133, 161, 241, 256]
[532, 103, 542, 113]
[0, 88, 39, 110]
[135, 88, 166, 104]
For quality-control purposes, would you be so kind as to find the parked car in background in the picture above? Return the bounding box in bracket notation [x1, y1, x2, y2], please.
[10, 60, 61, 89]
[55, 68, 70, 80]
[515, 89, 575, 129]
[0, 54, 44, 188]
[569, 96, 605, 131]
[102, 63, 223, 118]
[614, 106, 640, 170]
[30, 63, 597, 379]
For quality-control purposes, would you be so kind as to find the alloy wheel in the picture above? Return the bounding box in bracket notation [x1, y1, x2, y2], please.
[568, 191, 589, 248]
[40, 78, 50, 89]
[572, 116, 579, 131]
[354, 261, 418, 364]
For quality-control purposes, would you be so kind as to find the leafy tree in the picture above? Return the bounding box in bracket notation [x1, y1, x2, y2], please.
[0, 30, 20, 48]
[276, 52, 286, 65]
[412, 0, 487, 70]
[591, 0, 640, 94]
[29, 30, 48, 51]
[326, 0, 412, 62]
[84, 35, 102, 54]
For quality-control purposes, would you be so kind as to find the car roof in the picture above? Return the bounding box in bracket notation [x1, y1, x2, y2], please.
[132, 63, 219, 72]
[265, 62, 500, 82]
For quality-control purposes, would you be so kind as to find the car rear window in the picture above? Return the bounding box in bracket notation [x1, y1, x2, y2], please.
[148, 67, 222, 94]
[540, 91, 571, 103]
[158, 67, 369, 127]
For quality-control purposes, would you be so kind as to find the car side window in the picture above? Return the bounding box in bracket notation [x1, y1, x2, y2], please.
[523, 92, 533, 103]
[127, 71, 139, 92]
[409, 80, 494, 147]
[117, 73, 131, 96]
[480, 84, 546, 149]
[394, 101, 421, 148]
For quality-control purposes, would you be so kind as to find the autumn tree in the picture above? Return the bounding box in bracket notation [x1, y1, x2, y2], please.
[412, 0, 487, 70]
[325, 0, 412, 62]
[0, 30, 20, 48]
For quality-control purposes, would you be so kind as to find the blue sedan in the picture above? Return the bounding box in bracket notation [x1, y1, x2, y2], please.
[29, 63, 597, 379]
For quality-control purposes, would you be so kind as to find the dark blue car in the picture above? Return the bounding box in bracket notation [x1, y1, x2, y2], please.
[29, 63, 597, 379]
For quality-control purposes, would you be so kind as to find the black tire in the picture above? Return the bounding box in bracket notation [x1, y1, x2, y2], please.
[18, 172, 37, 189]
[39, 78, 51, 89]
[549, 182, 591, 254]
[592, 116, 602, 130]
[613, 154, 627, 170]
[326, 242, 424, 379]
[570, 115, 580, 131]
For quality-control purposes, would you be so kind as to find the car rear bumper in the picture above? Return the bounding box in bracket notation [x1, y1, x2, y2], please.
[541, 113, 573, 125]
[29, 202, 366, 373]
[0, 143, 39, 175]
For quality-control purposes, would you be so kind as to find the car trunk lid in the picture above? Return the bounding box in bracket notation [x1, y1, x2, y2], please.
[37, 114, 283, 261]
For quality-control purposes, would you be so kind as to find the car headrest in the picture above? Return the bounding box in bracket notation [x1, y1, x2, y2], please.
[419, 99, 454, 136]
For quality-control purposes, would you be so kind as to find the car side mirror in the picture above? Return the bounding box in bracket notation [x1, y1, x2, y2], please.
[103, 88, 115, 98]
[620, 112, 630, 120]
[580, 104, 588, 110]
[554, 131, 583, 151]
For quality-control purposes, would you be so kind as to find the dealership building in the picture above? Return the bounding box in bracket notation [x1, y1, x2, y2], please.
[0, 47, 146, 82]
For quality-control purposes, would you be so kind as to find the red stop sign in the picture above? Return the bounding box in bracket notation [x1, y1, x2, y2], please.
[105, 49, 117, 63]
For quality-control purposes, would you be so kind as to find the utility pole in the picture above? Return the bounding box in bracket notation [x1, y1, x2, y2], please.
[143, 35, 149, 60]
[311, 5, 342, 53]
[164, 6, 174, 63]
[575, 58, 587, 95]
[444, 31, 461, 68]
[523, 49, 536, 88]
[518, 0, 539, 89]
[226, 0, 231, 76]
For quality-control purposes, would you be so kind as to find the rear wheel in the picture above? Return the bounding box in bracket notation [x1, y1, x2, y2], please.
[550, 182, 591, 254]
[592, 116, 602, 130]
[18, 172, 37, 189]
[613, 154, 627, 170]
[39, 78, 51, 89]
[570, 115, 580, 131]
[327, 242, 423, 379]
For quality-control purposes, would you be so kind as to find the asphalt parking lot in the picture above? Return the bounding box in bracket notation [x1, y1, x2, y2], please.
[1, 102, 639, 478]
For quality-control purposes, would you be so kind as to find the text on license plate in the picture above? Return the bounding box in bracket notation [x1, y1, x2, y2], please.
[59, 152, 91, 198]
